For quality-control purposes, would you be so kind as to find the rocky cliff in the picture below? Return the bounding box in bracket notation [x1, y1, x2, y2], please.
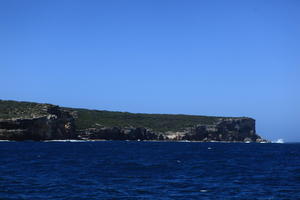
[182, 118, 263, 142]
[77, 127, 164, 141]
[0, 102, 76, 140]
[0, 100, 266, 142]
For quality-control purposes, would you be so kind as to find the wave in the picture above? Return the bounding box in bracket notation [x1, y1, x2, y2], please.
[272, 139, 284, 144]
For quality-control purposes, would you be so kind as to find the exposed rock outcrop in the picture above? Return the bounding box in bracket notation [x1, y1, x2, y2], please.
[76, 118, 264, 142]
[182, 118, 262, 142]
[0, 105, 76, 141]
[77, 127, 164, 141]
[0, 100, 267, 142]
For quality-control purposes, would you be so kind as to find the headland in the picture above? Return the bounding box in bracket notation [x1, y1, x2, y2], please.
[0, 100, 267, 142]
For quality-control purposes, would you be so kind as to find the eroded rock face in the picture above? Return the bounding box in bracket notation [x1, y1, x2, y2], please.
[0, 110, 263, 142]
[0, 106, 76, 141]
[76, 118, 263, 142]
[77, 127, 164, 141]
[182, 118, 261, 142]
[0, 100, 265, 142]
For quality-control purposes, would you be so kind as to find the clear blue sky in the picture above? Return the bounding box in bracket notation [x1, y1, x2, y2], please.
[1, 0, 299, 142]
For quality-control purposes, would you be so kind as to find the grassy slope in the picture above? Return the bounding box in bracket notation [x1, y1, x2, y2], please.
[0, 100, 242, 132]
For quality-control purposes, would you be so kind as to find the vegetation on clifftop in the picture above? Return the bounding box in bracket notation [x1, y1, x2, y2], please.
[68, 108, 225, 132]
[0, 100, 246, 132]
[0, 100, 50, 119]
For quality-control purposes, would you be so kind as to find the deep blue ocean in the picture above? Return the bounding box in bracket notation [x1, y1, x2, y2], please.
[0, 141, 299, 200]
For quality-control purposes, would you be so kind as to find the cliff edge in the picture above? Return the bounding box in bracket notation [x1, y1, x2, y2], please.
[0, 100, 266, 142]
[0, 101, 76, 140]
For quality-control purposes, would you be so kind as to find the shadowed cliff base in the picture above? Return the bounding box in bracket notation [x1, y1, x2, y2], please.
[0, 100, 267, 142]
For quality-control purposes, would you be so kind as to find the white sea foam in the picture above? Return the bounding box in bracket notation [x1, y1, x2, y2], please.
[273, 139, 284, 144]
[44, 140, 86, 142]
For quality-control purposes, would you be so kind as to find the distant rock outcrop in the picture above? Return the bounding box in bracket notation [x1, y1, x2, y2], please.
[77, 127, 164, 141]
[0, 100, 267, 142]
[182, 118, 262, 142]
[77, 118, 264, 142]
[0, 105, 76, 141]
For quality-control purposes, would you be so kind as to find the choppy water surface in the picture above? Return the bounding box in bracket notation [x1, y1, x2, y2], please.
[0, 141, 299, 199]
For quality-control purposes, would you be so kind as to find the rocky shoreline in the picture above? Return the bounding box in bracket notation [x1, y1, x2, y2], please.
[0, 100, 268, 142]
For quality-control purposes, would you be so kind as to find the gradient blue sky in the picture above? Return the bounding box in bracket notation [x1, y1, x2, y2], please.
[1, 0, 299, 141]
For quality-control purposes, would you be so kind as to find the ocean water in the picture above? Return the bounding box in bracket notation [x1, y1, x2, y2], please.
[0, 141, 299, 200]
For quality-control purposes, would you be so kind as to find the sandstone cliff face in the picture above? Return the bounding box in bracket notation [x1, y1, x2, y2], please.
[76, 118, 263, 142]
[0, 100, 265, 142]
[77, 127, 164, 141]
[0, 105, 76, 141]
[182, 118, 262, 142]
